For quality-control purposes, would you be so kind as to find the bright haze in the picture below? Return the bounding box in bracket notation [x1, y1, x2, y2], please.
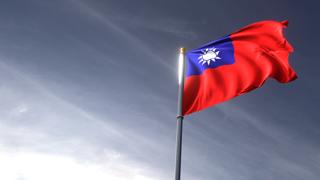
[0, 0, 319, 180]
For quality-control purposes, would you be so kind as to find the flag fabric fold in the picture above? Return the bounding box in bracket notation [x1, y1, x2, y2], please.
[183, 20, 297, 116]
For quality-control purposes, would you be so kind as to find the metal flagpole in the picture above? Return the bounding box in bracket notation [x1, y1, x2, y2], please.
[175, 47, 186, 180]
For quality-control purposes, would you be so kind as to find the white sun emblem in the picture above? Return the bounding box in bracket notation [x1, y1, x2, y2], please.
[198, 48, 221, 65]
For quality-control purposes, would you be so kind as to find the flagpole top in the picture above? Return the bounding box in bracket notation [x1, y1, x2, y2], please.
[179, 47, 186, 54]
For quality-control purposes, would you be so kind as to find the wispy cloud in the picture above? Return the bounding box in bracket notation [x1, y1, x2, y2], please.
[0, 148, 158, 180]
[0, 60, 169, 179]
[107, 14, 199, 39]
[70, 0, 174, 71]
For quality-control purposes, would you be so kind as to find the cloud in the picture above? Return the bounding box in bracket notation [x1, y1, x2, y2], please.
[107, 14, 198, 39]
[70, 0, 174, 71]
[0, 60, 169, 179]
[0, 149, 158, 180]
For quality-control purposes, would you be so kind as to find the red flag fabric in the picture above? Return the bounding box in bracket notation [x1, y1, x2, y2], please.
[183, 20, 297, 115]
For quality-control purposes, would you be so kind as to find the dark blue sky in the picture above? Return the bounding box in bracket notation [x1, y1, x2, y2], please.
[0, 0, 319, 179]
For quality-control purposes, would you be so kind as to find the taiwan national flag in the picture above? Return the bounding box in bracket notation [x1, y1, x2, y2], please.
[183, 20, 297, 115]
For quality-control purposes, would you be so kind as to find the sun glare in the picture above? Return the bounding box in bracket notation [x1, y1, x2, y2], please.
[178, 53, 185, 85]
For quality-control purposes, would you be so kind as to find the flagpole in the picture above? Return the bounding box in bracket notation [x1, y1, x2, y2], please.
[175, 47, 186, 180]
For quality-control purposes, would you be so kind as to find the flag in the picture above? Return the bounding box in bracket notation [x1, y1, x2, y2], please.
[182, 20, 297, 115]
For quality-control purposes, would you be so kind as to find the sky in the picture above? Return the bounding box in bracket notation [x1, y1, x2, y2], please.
[0, 0, 319, 179]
